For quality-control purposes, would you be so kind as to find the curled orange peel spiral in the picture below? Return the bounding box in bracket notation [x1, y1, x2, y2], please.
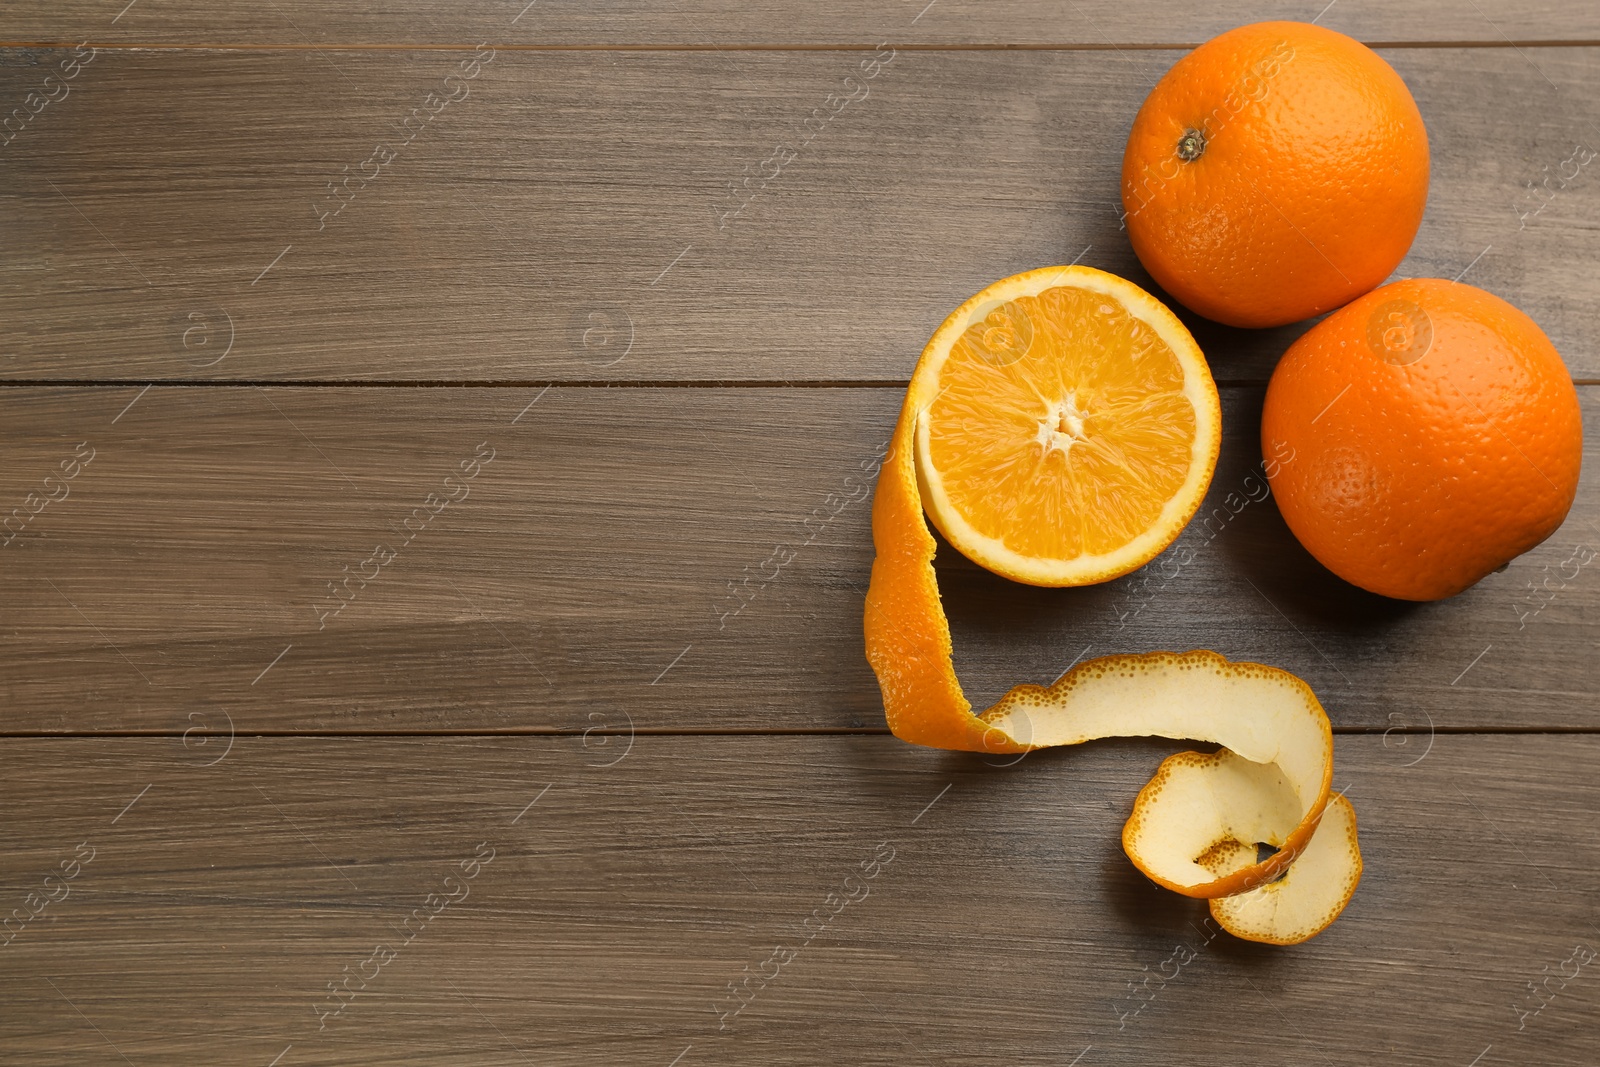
[863, 328, 1362, 945]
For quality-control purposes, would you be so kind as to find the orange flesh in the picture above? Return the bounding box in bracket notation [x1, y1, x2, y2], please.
[927, 286, 1199, 561]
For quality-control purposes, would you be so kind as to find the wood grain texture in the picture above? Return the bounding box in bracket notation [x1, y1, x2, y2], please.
[0, 734, 1595, 1066]
[1, 1, 1598, 47]
[1, 46, 1597, 382]
[0, 384, 1595, 735]
[3, 8, 1599, 1063]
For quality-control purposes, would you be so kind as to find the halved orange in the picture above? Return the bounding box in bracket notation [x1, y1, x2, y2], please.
[913, 266, 1221, 586]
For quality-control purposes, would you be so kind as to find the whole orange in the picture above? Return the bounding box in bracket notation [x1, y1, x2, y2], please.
[1122, 21, 1430, 328]
[1261, 279, 1582, 601]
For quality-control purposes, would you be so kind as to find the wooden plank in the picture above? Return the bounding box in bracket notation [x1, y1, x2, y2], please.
[1, 384, 1596, 734]
[0, 734, 1594, 1065]
[2, 1, 1598, 47]
[1, 46, 1597, 382]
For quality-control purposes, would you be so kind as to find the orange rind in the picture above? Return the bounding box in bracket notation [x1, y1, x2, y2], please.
[864, 266, 1363, 945]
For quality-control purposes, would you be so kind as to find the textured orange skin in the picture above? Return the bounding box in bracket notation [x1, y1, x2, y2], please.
[1122, 21, 1430, 328]
[1262, 279, 1583, 601]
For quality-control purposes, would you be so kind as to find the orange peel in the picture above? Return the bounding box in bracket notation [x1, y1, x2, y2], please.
[864, 266, 1363, 945]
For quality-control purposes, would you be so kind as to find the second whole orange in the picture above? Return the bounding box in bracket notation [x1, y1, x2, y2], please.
[1121, 21, 1430, 328]
[1261, 279, 1583, 601]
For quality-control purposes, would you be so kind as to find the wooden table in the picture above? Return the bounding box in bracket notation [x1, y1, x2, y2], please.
[2, 4, 1597, 1064]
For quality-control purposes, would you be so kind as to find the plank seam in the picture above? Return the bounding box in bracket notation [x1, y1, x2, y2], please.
[4, 41, 1600, 52]
[0, 727, 1592, 738]
[1, 379, 1596, 389]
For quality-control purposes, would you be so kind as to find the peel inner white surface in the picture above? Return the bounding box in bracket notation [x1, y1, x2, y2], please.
[978, 649, 1359, 945]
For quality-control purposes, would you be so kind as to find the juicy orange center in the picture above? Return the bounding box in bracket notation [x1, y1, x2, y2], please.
[926, 285, 1198, 561]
